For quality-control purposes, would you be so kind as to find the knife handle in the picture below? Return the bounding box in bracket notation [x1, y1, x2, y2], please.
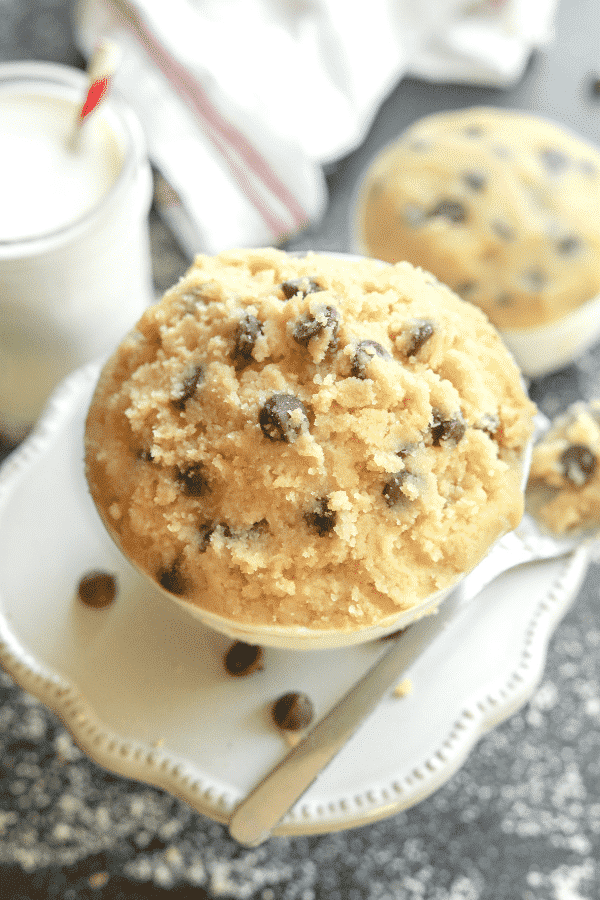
[228, 598, 458, 846]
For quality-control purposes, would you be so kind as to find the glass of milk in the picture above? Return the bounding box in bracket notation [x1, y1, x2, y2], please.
[0, 61, 154, 445]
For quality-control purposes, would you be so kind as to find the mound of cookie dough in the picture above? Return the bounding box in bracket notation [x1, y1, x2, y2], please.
[85, 249, 535, 631]
[357, 107, 600, 330]
[528, 401, 600, 534]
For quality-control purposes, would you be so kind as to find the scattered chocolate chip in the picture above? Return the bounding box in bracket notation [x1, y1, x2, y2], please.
[231, 314, 263, 369]
[77, 571, 117, 609]
[590, 77, 600, 98]
[492, 145, 511, 160]
[177, 464, 210, 497]
[224, 642, 264, 677]
[157, 563, 187, 596]
[496, 293, 514, 307]
[540, 147, 569, 174]
[556, 234, 582, 256]
[259, 393, 309, 442]
[137, 447, 154, 463]
[463, 125, 484, 138]
[462, 170, 487, 191]
[271, 692, 314, 731]
[429, 199, 467, 224]
[279, 277, 323, 300]
[351, 340, 389, 378]
[560, 444, 597, 486]
[172, 366, 204, 411]
[404, 319, 435, 358]
[382, 473, 408, 507]
[431, 410, 466, 446]
[292, 305, 340, 352]
[304, 498, 337, 535]
[491, 220, 515, 241]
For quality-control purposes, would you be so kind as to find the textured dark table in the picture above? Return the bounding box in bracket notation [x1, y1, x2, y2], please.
[2, 2, 600, 899]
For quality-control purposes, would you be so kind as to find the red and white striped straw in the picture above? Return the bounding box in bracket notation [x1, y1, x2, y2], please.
[70, 39, 121, 146]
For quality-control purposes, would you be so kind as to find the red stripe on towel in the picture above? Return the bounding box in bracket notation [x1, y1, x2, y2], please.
[105, 0, 309, 238]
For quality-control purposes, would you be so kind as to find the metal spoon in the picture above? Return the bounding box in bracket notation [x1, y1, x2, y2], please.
[229, 419, 598, 847]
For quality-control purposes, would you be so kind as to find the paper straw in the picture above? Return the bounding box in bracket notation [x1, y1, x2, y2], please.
[70, 39, 121, 147]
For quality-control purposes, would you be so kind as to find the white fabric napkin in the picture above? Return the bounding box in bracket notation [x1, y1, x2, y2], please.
[74, 0, 560, 257]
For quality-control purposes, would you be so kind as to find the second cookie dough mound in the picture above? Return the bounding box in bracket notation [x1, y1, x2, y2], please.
[357, 107, 600, 329]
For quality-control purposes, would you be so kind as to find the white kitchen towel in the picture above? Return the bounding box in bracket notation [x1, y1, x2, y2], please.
[74, 0, 560, 257]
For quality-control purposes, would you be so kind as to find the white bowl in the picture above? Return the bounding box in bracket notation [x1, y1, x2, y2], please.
[498, 296, 600, 378]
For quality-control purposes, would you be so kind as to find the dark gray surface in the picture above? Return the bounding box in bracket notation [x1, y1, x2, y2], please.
[1, 1, 600, 898]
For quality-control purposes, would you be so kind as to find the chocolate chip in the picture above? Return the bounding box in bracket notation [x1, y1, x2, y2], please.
[560, 444, 597, 486]
[304, 498, 337, 535]
[522, 268, 548, 292]
[292, 305, 340, 351]
[404, 319, 435, 358]
[177, 464, 210, 497]
[279, 277, 323, 300]
[137, 447, 154, 463]
[455, 281, 477, 298]
[351, 340, 389, 379]
[540, 147, 569, 173]
[231, 314, 263, 369]
[224, 642, 264, 677]
[429, 199, 467, 224]
[556, 235, 582, 256]
[382, 473, 408, 507]
[431, 409, 466, 446]
[463, 125, 484, 138]
[462, 170, 487, 191]
[259, 393, 309, 442]
[491, 220, 515, 241]
[271, 692, 314, 731]
[157, 563, 187, 596]
[77, 571, 117, 609]
[496, 293, 514, 307]
[172, 365, 203, 411]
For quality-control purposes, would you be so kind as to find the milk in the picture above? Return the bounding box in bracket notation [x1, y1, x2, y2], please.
[0, 93, 122, 241]
[0, 62, 154, 443]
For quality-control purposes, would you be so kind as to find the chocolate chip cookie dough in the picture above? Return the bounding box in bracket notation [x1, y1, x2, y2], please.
[528, 401, 600, 534]
[85, 249, 535, 631]
[357, 107, 600, 330]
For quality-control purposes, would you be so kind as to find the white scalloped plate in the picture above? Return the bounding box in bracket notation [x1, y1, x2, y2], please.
[0, 363, 591, 838]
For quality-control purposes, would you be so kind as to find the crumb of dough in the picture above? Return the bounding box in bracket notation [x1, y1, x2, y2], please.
[357, 107, 600, 330]
[393, 677, 413, 698]
[85, 248, 535, 631]
[528, 400, 600, 534]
